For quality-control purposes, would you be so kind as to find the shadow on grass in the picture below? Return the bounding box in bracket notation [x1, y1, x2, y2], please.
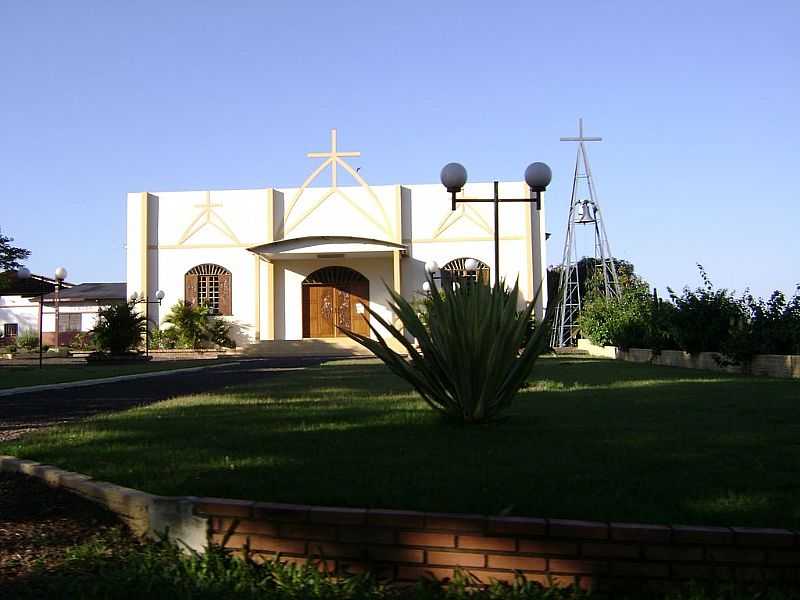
[3, 360, 800, 529]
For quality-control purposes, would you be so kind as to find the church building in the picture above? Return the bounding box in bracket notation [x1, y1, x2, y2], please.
[126, 130, 549, 346]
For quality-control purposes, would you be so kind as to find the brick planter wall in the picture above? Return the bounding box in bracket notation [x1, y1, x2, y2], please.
[2, 456, 799, 592]
[197, 499, 800, 590]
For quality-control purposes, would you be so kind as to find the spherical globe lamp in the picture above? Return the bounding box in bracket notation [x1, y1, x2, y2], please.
[524, 162, 552, 192]
[464, 258, 479, 271]
[440, 162, 468, 193]
[422, 281, 431, 293]
[155, 289, 166, 301]
[54, 267, 67, 281]
[129, 292, 139, 302]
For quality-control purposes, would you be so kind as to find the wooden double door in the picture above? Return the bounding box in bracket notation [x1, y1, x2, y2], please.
[302, 267, 370, 338]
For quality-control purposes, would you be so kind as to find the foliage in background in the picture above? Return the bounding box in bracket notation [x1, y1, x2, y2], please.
[0, 230, 31, 291]
[161, 301, 234, 349]
[720, 288, 800, 365]
[91, 302, 146, 355]
[69, 331, 95, 351]
[667, 265, 744, 355]
[547, 257, 635, 311]
[15, 330, 40, 351]
[5, 528, 797, 600]
[342, 277, 554, 424]
[577, 269, 673, 351]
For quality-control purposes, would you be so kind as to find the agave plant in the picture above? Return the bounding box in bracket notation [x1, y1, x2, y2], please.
[341, 276, 555, 423]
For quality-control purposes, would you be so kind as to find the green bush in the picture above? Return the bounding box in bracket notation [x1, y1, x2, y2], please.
[578, 272, 673, 351]
[163, 301, 235, 349]
[70, 331, 94, 351]
[16, 330, 39, 351]
[720, 288, 800, 365]
[668, 266, 743, 355]
[150, 325, 181, 349]
[91, 302, 146, 355]
[342, 277, 554, 424]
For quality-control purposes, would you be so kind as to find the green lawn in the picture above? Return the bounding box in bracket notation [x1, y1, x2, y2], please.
[0, 361, 216, 390]
[2, 357, 799, 528]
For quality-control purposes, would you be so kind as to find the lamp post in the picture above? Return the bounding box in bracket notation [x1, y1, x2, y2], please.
[53, 267, 67, 352]
[15, 267, 44, 368]
[130, 290, 165, 358]
[439, 162, 552, 288]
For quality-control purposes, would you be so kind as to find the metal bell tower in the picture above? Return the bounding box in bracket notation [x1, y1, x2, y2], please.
[551, 118, 620, 348]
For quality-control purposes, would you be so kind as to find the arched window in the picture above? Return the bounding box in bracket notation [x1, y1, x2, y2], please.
[441, 258, 490, 287]
[185, 264, 232, 315]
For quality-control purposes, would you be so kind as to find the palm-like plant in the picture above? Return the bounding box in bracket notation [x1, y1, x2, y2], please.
[164, 301, 209, 349]
[92, 301, 146, 355]
[341, 277, 555, 423]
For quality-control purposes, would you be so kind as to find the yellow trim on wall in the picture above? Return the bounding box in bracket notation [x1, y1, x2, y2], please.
[404, 235, 524, 244]
[266, 189, 276, 340]
[253, 254, 261, 340]
[139, 192, 149, 303]
[523, 184, 534, 299]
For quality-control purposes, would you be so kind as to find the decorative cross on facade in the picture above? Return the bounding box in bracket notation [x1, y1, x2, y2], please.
[307, 128, 361, 189]
[178, 191, 240, 245]
[280, 129, 392, 238]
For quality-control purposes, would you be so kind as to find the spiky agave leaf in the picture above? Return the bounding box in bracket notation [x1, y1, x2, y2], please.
[341, 275, 556, 423]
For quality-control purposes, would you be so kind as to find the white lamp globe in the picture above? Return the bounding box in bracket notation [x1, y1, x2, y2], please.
[129, 292, 139, 302]
[54, 266, 67, 281]
[16, 267, 31, 280]
[524, 162, 552, 192]
[422, 281, 431, 293]
[440, 162, 468, 193]
[464, 258, 479, 271]
[155, 289, 166, 300]
[425, 260, 439, 274]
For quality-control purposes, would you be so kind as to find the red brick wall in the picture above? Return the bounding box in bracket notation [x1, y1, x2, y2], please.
[194, 500, 800, 591]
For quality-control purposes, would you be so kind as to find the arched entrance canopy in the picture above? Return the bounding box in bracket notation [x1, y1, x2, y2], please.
[248, 236, 406, 261]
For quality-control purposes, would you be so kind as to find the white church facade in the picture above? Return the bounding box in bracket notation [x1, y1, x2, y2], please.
[125, 130, 549, 346]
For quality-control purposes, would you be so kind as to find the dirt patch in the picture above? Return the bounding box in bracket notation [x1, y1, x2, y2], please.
[0, 472, 136, 586]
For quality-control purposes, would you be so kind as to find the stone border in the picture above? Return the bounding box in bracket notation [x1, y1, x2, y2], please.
[577, 340, 800, 379]
[0, 361, 240, 397]
[2, 455, 799, 590]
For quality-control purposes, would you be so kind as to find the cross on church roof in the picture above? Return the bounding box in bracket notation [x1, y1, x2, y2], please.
[307, 128, 360, 188]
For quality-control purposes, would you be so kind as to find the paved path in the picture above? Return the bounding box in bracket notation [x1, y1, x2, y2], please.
[0, 357, 324, 443]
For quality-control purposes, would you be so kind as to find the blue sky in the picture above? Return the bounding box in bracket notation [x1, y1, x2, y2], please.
[1, 1, 797, 298]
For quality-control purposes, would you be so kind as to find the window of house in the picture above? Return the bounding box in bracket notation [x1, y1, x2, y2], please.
[4, 323, 18, 338]
[57, 314, 82, 332]
[185, 264, 232, 315]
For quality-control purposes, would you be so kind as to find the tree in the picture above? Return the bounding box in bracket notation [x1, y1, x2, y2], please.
[162, 301, 234, 349]
[91, 302, 146, 355]
[0, 230, 30, 271]
[547, 257, 634, 306]
[0, 230, 31, 290]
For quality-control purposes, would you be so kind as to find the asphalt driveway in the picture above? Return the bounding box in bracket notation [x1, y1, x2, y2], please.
[0, 357, 326, 443]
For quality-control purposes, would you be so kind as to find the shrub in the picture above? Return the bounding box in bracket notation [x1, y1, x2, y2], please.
[16, 330, 39, 351]
[720, 288, 800, 365]
[578, 272, 673, 351]
[150, 325, 181, 349]
[164, 301, 209, 349]
[91, 302, 146, 355]
[342, 277, 554, 424]
[668, 265, 743, 355]
[70, 331, 94, 351]
[163, 301, 235, 349]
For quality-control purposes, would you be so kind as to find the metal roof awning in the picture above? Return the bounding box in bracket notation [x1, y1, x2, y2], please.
[247, 236, 406, 261]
